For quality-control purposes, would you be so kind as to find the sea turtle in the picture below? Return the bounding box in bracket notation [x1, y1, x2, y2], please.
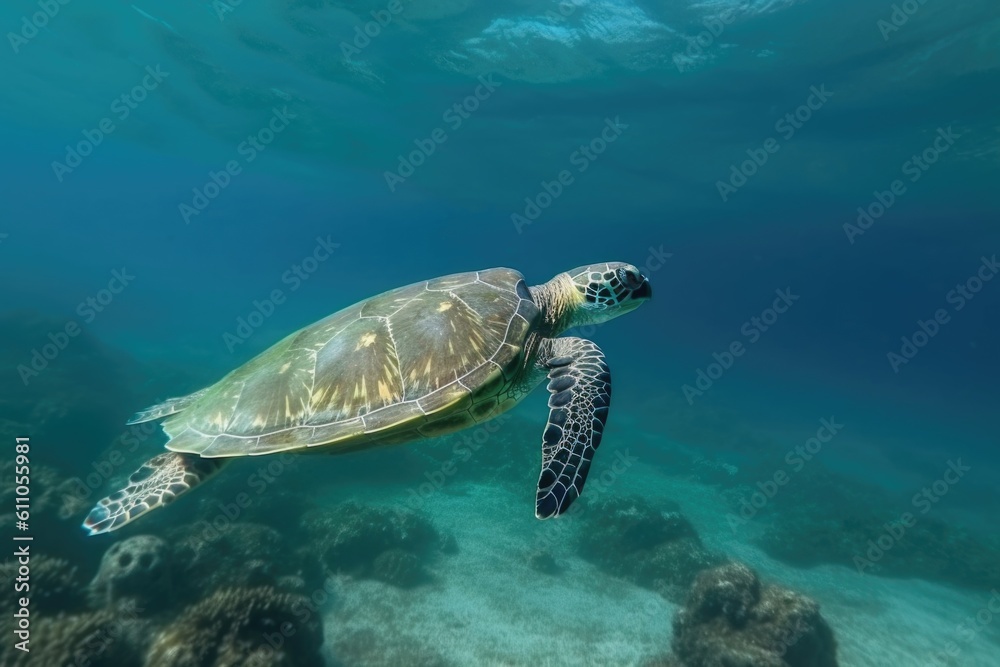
[83, 262, 652, 535]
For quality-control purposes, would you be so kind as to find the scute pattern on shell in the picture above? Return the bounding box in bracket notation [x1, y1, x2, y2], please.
[162, 268, 538, 457]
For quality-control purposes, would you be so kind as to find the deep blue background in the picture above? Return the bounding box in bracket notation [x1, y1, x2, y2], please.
[2, 0, 997, 512]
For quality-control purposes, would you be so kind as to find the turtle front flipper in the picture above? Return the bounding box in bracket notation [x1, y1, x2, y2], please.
[83, 452, 227, 535]
[534, 337, 611, 519]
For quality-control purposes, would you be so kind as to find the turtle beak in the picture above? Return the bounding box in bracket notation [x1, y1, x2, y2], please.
[631, 280, 652, 301]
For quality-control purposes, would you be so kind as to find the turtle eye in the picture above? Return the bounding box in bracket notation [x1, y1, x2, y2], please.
[618, 268, 643, 290]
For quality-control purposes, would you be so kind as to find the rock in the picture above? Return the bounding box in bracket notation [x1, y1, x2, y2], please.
[168, 522, 317, 599]
[671, 563, 838, 667]
[302, 501, 449, 586]
[684, 562, 760, 626]
[578, 496, 721, 600]
[89, 535, 171, 612]
[304, 502, 440, 564]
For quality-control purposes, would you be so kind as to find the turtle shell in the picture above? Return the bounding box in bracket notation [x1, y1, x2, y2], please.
[162, 268, 539, 457]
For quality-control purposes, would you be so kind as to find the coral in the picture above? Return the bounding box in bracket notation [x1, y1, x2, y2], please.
[276, 575, 307, 593]
[373, 549, 428, 588]
[302, 501, 450, 586]
[169, 522, 321, 599]
[0, 554, 85, 614]
[171, 522, 279, 586]
[0, 459, 90, 530]
[577, 496, 721, 600]
[144, 586, 324, 667]
[182, 472, 312, 535]
[0, 457, 102, 580]
[401, 413, 538, 492]
[0, 607, 147, 667]
[88, 535, 171, 612]
[670, 563, 838, 667]
[636, 394, 773, 456]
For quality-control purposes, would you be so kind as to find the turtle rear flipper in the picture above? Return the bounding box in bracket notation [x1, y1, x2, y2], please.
[83, 452, 227, 535]
[127, 388, 209, 424]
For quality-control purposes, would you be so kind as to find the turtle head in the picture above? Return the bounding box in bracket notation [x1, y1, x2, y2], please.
[569, 261, 652, 317]
[534, 262, 651, 333]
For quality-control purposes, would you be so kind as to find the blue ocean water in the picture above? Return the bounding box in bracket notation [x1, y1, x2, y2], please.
[1, 1, 999, 665]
